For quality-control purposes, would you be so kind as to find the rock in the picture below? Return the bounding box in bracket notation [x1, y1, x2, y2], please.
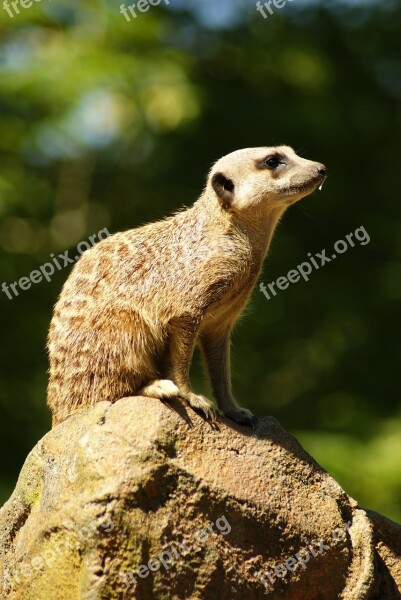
[0, 396, 400, 599]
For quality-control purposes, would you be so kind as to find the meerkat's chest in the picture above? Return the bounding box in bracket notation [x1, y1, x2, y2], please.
[199, 262, 259, 331]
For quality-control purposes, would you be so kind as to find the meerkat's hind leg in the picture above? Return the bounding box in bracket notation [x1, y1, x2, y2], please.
[139, 379, 180, 400]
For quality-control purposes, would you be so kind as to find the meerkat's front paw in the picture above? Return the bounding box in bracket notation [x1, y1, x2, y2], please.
[139, 379, 180, 400]
[224, 407, 257, 429]
[185, 393, 217, 422]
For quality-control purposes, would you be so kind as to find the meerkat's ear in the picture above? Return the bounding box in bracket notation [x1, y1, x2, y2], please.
[211, 172, 235, 209]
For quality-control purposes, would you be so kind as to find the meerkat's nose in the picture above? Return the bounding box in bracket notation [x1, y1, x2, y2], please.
[316, 164, 327, 176]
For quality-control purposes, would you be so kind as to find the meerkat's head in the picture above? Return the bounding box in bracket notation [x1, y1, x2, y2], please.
[208, 146, 327, 213]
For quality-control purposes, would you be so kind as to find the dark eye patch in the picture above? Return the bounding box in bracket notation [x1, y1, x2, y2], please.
[255, 153, 286, 170]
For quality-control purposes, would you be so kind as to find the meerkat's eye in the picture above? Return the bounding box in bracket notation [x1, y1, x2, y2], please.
[264, 156, 282, 169]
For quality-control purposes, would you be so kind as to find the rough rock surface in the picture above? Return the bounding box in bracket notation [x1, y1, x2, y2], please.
[0, 396, 400, 599]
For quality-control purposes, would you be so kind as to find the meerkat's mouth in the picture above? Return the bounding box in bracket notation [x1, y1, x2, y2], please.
[281, 174, 327, 196]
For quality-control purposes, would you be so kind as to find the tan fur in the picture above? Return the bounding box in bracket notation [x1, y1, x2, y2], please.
[47, 146, 326, 427]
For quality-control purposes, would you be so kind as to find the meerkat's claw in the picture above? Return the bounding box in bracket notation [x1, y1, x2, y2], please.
[224, 407, 257, 429]
[186, 393, 217, 422]
[139, 379, 180, 400]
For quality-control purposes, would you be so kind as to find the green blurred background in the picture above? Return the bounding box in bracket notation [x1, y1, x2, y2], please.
[1, 0, 401, 521]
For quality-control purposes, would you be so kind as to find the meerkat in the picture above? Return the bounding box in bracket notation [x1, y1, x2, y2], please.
[47, 146, 327, 428]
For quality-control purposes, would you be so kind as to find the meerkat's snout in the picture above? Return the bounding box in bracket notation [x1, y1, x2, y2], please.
[264, 149, 328, 203]
[315, 163, 328, 191]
